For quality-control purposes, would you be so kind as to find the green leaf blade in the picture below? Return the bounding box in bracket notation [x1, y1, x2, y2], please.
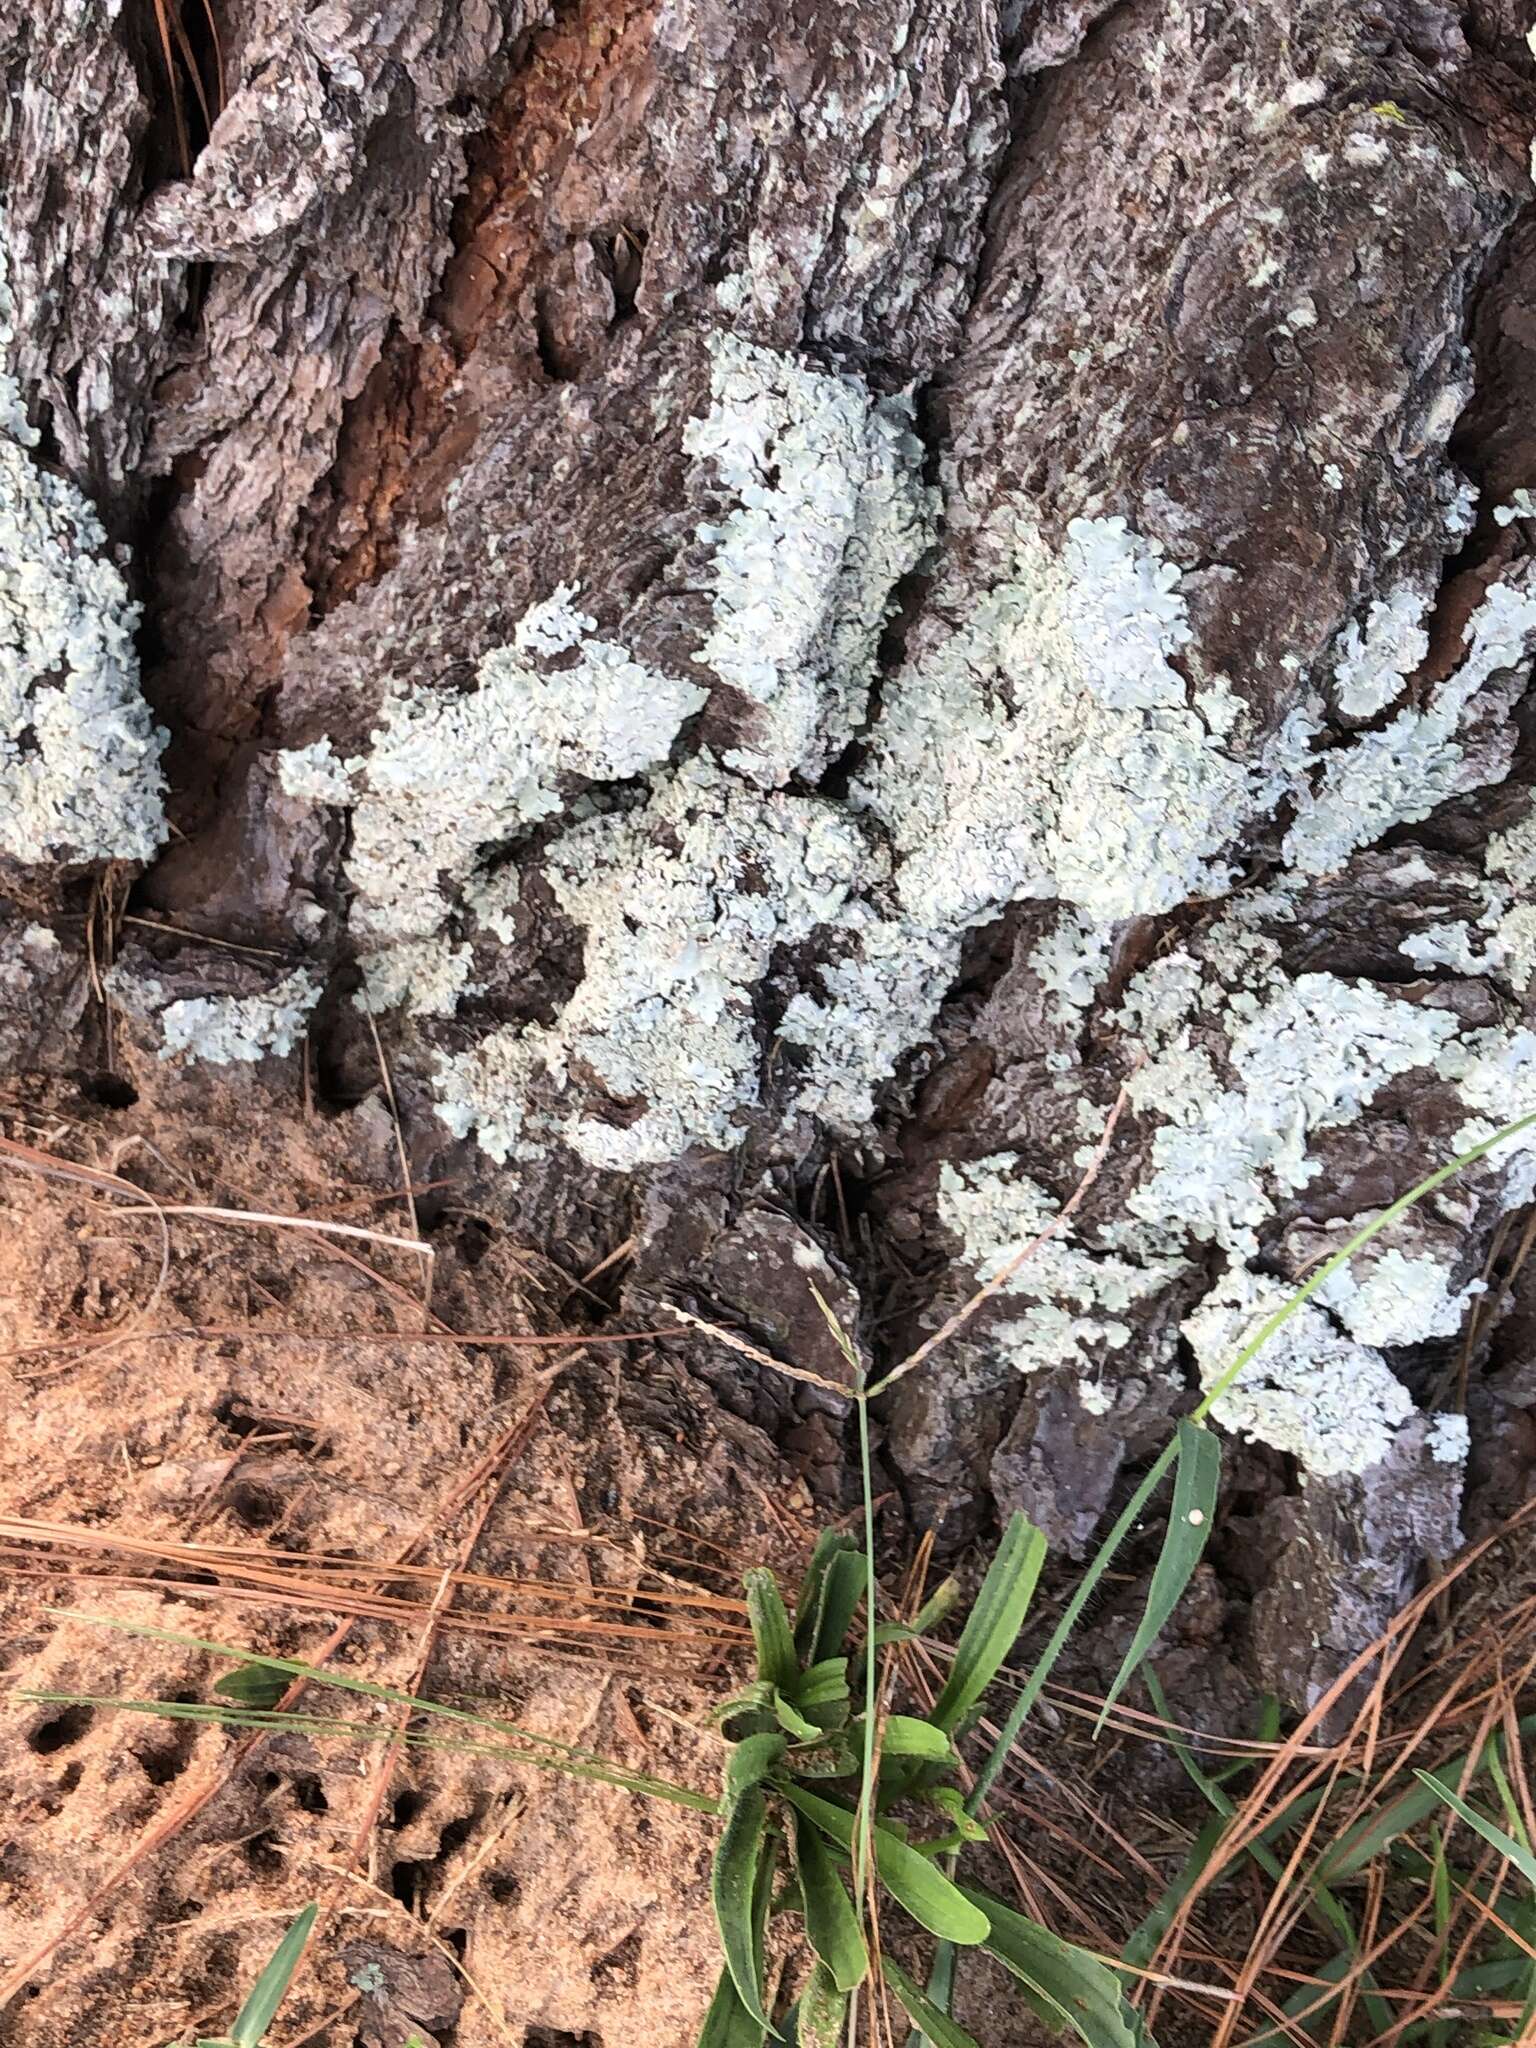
[1416, 1771, 1536, 1887]
[229, 1904, 317, 2047]
[929, 1512, 1047, 1737]
[779, 1785, 988, 1946]
[792, 1812, 868, 1993]
[1096, 1424, 1220, 1734]
[962, 1885, 1154, 2048]
[711, 1788, 780, 2038]
[697, 1963, 768, 2048]
[876, 1714, 951, 1761]
[794, 1963, 848, 2048]
[213, 1663, 289, 1710]
[880, 1955, 981, 2048]
[745, 1570, 799, 1693]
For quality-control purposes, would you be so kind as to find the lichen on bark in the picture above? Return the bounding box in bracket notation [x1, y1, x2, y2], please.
[4, 0, 1536, 1756]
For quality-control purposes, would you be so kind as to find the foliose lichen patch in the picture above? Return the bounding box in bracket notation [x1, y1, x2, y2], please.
[0, 250, 165, 869]
[257, 329, 1536, 1485]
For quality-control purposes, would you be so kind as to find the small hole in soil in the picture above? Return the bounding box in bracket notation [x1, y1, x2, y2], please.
[83, 1071, 138, 1109]
[525, 2029, 601, 2047]
[293, 1772, 328, 1813]
[438, 1812, 477, 1858]
[389, 1856, 430, 1910]
[224, 1477, 285, 1529]
[59, 1760, 83, 1794]
[141, 1703, 200, 1785]
[391, 1788, 423, 1829]
[29, 1705, 93, 1754]
[486, 1870, 520, 1905]
[245, 1828, 284, 1874]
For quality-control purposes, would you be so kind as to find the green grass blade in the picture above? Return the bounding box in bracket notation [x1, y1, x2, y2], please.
[42, 1611, 711, 1795]
[745, 1570, 798, 1692]
[929, 1511, 1046, 1737]
[960, 1885, 1154, 2048]
[881, 1955, 981, 2048]
[229, 1904, 316, 2046]
[792, 1811, 868, 1992]
[712, 1786, 780, 2038]
[779, 1785, 989, 1946]
[1121, 1811, 1228, 1971]
[1315, 1721, 1536, 1883]
[965, 1450, 1176, 1815]
[18, 1688, 716, 1812]
[853, 1386, 878, 1917]
[1094, 1423, 1220, 1734]
[1416, 1772, 1536, 1887]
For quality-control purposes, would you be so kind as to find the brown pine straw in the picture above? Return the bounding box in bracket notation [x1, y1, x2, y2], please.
[0, 1366, 576, 2010]
[0, 1132, 680, 1377]
[1142, 1492, 1536, 2044]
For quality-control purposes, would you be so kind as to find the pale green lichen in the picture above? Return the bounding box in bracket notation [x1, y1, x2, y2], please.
[1426, 1413, 1471, 1463]
[433, 755, 868, 1168]
[1330, 585, 1430, 719]
[1316, 1246, 1482, 1348]
[858, 512, 1256, 930]
[778, 511, 1270, 1126]
[1027, 908, 1115, 1023]
[1184, 1268, 1414, 1477]
[683, 332, 935, 786]
[1124, 969, 1457, 1259]
[1285, 577, 1536, 876]
[938, 1153, 1184, 1375]
[158, 968, 322, 1065]
[278, 587, 706, 1017]
[0, 247, 166, 866]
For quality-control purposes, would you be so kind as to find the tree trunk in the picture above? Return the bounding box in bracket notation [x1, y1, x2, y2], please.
[4, 0, 1536, 2031]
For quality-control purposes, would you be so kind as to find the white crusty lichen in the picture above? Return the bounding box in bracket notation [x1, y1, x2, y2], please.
[1183, 1268, 1414, 1478]
[938, 1153, 1184, 1374]
[684, 332, 935, 786]
[1285, 576, 1536, 876]
[1427, 1413, 1471, 1464]
[157, 969, 321, 1065]
[1028, 908, 1115, 1023]
[432, 755, 868, 1168]
[1330, 585, 1430, 719]
[776, 907, 958, 1129]
[771, 510, 1278, 1129]
[1316, 1246, 1482, 1349]
[0, 255, 166, 865]
[278, 587, 706, 1017]
[857, 512, 1257, 930]
[1493, 489, 1536, 526]
[1124, 969, 1458, 1259]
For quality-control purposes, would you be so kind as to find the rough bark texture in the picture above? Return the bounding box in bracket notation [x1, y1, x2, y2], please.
[4, 1, 1536, 2041]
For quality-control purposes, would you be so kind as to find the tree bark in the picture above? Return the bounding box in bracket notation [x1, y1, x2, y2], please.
[6, 0, 1536, 1735]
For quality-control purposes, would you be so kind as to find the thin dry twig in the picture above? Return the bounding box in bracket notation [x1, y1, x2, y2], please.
[662, 1302, 853, 1396]
[870, 1059, 1141, 1397]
